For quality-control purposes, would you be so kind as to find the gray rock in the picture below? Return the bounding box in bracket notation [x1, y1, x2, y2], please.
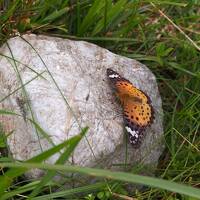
[0, 34, 164, 179]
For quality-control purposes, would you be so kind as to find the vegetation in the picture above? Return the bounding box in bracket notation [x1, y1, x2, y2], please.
[0, 0, 200, 199]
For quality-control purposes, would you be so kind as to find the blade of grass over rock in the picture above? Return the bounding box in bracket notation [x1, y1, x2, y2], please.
[0, 162, 200, 199]
[18, 36, 95, 158]
[0, 127, 89, 197]
[0, 70, 46, 102]
[0, 109, 56, 148]
[6, 41, 45, 151]
[29, 119, 57, 147]
[18, 36, 82, 130]
[0, 53, 47, 80]
[0, 109, 21, 116]
[28, 126, 89, 198]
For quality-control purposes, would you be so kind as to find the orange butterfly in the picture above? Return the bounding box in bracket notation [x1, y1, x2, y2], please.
[107, 68, 154, 147]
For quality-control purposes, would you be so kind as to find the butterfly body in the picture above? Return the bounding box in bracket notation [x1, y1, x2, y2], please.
[107, 68, 154, 147]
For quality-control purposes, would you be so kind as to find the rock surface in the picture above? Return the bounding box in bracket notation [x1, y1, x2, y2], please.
[0, 34, 164, 178]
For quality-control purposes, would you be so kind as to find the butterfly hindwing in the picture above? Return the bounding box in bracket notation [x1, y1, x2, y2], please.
[107, 68, 154, 147]
[124, 118, 144, 146]
[123, 100, 153, 146]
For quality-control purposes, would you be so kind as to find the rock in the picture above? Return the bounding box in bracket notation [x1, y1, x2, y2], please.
[0, 34, 164, 179]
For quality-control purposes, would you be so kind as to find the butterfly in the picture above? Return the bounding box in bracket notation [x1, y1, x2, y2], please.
[107, 68, 154, 147]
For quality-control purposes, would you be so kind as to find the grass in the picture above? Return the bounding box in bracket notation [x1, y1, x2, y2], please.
[0, 0, 200, 199]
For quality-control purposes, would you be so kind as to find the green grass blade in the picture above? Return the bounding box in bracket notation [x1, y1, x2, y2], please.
[0, 70, 46, 103]
[6, 41, 46, 150]
[78, 0, 105, 35]
[92, 0, 127, 36]
[0, 0, 20, 23]
[29, 127, 89, 198]
[0, 53, 47, 80]
[1, 181, 105, 200]
[0, 109, 20, 116]
[0, 162, 200, 199]
[168, 62, 199, 77]
[149, 0, 187, 6]
[31, 182, 106, 200]
[42, 7, 69, 23]
[0, 181, 44, 200]
[125, 53, 163, 64]
[0, 109, 55, 146]
[28, 119, 56, 147]
[0, 127, 88, 196]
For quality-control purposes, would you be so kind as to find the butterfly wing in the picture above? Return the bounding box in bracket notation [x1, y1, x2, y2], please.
[107, 68, 149, 103]
[123, 100, 154, 146]
[107, 68, 154, 147]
